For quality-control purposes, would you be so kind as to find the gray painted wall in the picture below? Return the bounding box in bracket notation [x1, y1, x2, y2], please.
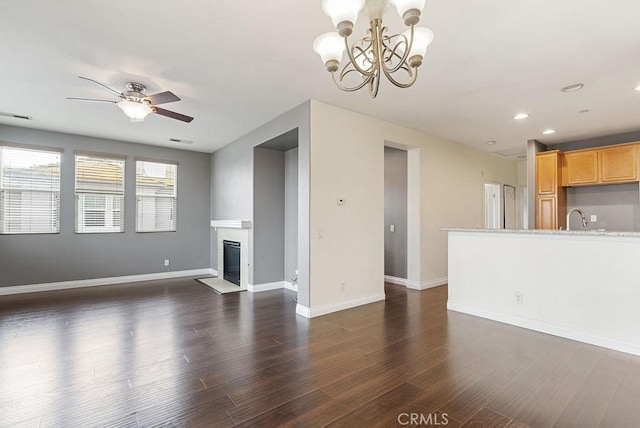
[209, 102, 310, 306]
[384, 147, 407, 278]
[0, 125, 211, 288]
[547, 130, 640, 151]
[253, 147, 285, 284]
[567, 183, 640, 231]
[284, 148, 298, 284]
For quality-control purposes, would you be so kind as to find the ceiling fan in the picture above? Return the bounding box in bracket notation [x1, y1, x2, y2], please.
[68, 76, 194, 123]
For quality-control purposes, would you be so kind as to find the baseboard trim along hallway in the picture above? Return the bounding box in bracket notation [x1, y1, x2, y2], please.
[296, 293, 386, 318]
[0, 268, 218, 296]
[247, 281, 296, 293]
[384, 275, 448, 290]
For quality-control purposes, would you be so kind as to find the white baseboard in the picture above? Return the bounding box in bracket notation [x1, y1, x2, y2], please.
[296, 304, 311, 318]
[447, 301, 640, 357]
[247, 281, 286, 293]
[384, 275, 448, 290]
[284, 281, 298, 292]
[414, 277, 448, 290]
[295, 293, 386, 319]
[247, 281, 299, 293]
[384, 275, 409, 286]
[0, 268, 217, 296]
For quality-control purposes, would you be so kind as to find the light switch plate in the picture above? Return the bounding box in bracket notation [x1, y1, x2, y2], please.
[390, 224, 395, 232]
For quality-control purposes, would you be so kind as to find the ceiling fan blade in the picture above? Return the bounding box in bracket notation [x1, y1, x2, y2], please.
[78, 76, 124, 98]
[67, 97, 117, 104]
[152, 107, 194, 123]
[146, 91, 180, 105]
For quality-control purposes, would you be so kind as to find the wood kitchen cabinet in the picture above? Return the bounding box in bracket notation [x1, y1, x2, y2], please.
[536, 150, 566, 229]
[599, 144, 638, 183]
[536, 196, 558, 230]
[563, 150, 598, 186]
[563, 143, 639, 186]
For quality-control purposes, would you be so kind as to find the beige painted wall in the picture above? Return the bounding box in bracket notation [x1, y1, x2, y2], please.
[309, 100, 518, 311]
[310, 101, 386, 310]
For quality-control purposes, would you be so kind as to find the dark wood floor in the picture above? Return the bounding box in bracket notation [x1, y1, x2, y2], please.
[1, 279, 640, 427]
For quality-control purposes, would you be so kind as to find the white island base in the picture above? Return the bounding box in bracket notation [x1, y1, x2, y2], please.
[446, 228, 640, 356]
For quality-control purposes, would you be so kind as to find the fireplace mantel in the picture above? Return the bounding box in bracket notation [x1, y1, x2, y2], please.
[210, 220, 252, 229]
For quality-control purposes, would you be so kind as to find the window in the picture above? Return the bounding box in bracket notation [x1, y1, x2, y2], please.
[75, 154, 125, 233]
[136, 160, 177, 232]
[0, 145, 61, 234]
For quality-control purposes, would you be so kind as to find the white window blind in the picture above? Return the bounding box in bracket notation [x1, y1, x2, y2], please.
[0, 146, 61, 234]
[136, 160, 177, 232]
[75, 154, 125, 233]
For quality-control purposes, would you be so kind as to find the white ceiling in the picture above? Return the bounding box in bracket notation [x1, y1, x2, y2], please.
[1, 1, 640, 155]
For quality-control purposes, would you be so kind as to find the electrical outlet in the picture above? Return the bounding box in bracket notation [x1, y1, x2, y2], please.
[514, 291, 523, 304]
[318, 229, 324, 239]
[164, 259, 170, 267]
[390, 224, 395, 232]
[295, 269, 299, 275]
[340, 282, 346, 292]
[590, 215, 597, 223]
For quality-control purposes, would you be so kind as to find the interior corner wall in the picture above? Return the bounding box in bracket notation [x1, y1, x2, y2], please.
[284, 148, 299, 284]
[384, 147, 408, 278]
[0, 125, 211, 288]
[309, 100, 518, 306]
[210, 101, 310, 305]
[253, 147, 285, 284]
[527, 139, 547, 229]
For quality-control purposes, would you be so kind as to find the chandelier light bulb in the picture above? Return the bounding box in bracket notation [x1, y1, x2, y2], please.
[313, 32, 346, 70]
[399, 27, 434, 66]
[117, 100, 152, 122]
[389, 0, 425, 24]
[322, 0, 366, 28]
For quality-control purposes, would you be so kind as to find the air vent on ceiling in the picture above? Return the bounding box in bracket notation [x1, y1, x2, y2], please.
[169, 138, 194, 144]
[0, 111, 32, 120]
[493, 147, 527, 160]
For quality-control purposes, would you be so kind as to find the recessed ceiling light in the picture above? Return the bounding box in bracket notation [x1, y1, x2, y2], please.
[486, 140, 496, 145]
[543, 129, 556, 135]
[561, 83, 584, 92]
[634, 84, 640, 91]
[513, 113, 529, 120]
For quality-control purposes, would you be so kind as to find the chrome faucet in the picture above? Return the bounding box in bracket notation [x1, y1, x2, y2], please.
[566, 208, 589, 231]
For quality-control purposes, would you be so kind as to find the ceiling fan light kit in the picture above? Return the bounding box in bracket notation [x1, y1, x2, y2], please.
[117, 99, 153, 122]
[68, 77, 194, 123]
[314, 0, 434, 98]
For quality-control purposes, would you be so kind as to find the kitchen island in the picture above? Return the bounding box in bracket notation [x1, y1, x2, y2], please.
[446, 228, 640, 356]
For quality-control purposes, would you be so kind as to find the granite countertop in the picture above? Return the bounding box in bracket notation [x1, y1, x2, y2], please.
[443, 228, 640, 237]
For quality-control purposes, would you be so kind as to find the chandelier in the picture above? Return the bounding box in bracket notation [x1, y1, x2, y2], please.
[313, 0, 434, 98]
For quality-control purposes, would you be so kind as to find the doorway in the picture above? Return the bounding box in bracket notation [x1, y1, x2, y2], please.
[484, 182, 501, 229]
[384, 147, 408, 280]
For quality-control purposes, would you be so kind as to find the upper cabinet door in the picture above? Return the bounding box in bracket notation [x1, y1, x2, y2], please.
[599, 145, 638, 183]
[536, 152, 559, 194]
[564, 150, 598, 186]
